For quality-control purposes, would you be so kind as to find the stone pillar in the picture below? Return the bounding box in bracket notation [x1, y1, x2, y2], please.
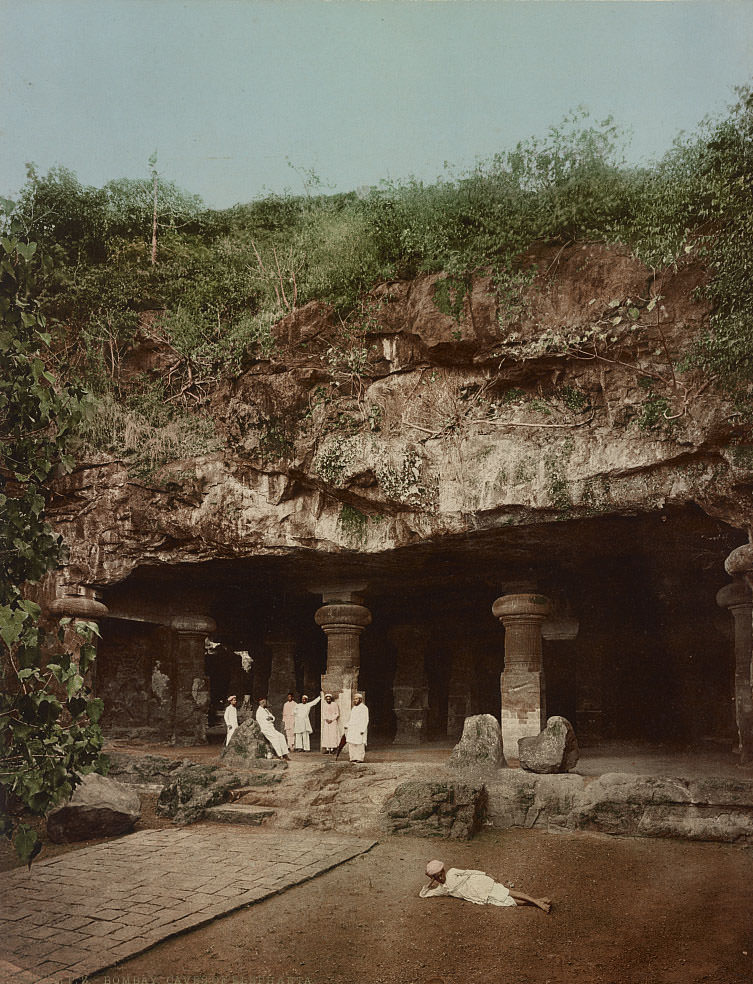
[447, 639, 476, 741]
[492, 592, 551, 761]
[49, 586, 109, 690]
[446, 650, 472, 740]
[314, 589, 371, 741]
[717, 578, 753, 764]
[265, 633, 297, 714]
[575, 645, 604, 742]
[170, 615, 216, 745]
[389, 624, 429, 744]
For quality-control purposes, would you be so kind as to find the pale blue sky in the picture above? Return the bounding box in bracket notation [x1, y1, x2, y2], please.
[1, 0, 752, 208]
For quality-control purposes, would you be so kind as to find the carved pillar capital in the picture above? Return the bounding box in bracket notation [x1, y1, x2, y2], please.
[725, 544, 753, 583]
[315, 602, 372, 635]
[315, 602, 371, 683]
[169, 614, 217, 637]
[492, 593, 551, 670]
[716, 579, 752, 614]
[49, 587, 108, 687]
[542, 615, 580, 641]
[49, 586, 109, 621]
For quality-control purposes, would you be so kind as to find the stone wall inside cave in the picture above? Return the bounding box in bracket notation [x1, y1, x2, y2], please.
[95, 621, 174, 740]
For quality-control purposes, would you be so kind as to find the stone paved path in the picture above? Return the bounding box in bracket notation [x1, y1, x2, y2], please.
[0, 826, 376, 984]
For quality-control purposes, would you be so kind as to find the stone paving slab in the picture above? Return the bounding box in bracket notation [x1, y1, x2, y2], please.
[0, 826, 376, 984]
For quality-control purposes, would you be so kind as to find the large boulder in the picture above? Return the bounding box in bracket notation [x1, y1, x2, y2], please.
[219, 716, 270, 767]
[156, 763, 245, 825]
[448, 714, 506, 773]
[47, 773, 141, 843]
[518, 716, 579, 774]
[106, 752, 184, 785]
[382, 780, 486, 839]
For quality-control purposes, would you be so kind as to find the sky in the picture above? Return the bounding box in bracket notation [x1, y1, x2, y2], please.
[1, 0, 752, 209]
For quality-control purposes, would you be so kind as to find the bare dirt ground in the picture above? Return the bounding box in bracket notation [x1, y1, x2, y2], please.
[82, 825, 753, 984]
[6, 742, 752, 983]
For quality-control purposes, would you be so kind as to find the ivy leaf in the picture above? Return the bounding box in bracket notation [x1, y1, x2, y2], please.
[65, 673, 84, 698]
[0, 609, 27, 647]
[86, 698, 104, 724]
[14, 824, 42, 868]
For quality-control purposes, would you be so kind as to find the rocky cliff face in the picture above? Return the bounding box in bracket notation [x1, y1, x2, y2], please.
[47, 242, 752, 593]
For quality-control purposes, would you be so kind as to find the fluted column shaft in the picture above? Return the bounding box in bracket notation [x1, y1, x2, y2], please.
[265, 635, 297, 713]
[492, 593, 551, 760]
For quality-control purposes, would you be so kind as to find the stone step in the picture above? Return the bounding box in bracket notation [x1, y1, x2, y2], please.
[204, 804, 276, 825]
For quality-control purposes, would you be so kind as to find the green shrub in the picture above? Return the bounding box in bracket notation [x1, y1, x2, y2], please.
[17, 86, 753, 415]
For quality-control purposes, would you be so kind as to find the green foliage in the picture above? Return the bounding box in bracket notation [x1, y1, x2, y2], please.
[17, 163, 204, 264]
[12, 87, 753, 455]
[0, 207, 105, 865]
[544, 441, 574, 514]
[691, 87, 753, 386]
[558, 385, 589, 413]
[433, 274, 469, 322]
[257, 415, 295, 464]
[637, 392, 673, 432]
[338, 503, 369, 548]
[315, 438, 355, 487]
[77, 387, 219, 478]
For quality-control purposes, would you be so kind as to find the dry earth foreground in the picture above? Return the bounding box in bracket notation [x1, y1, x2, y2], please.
[2, 746, 753, 984]
[0, 827, 376, 984]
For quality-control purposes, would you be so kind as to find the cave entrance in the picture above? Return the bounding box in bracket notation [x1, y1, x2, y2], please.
[94, 505, 745, 762]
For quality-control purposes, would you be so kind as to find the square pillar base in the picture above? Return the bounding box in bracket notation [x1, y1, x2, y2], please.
[500, 668, 545, 760]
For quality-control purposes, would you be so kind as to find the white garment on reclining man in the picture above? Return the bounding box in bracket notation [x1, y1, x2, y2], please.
[419, 868, 517, 907]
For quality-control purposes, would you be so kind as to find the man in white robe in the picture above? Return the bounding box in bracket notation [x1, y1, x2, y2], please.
[224, 695, 238, 746]
[344, 693, 369, 762]
[420, 860, 551, 912]
[293, 694, 321, 751]
[282, 693, 297, 749]
[255, 698, 290, 760]
[321, 693, 340, 753]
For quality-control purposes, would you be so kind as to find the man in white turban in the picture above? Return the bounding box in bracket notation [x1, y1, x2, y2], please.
[344, 693, 369, 763]
[255, 697, 290, 760]
[224, 695, 238, 746]
[420, 860, 551, 912]
[293, 693, 321, 751]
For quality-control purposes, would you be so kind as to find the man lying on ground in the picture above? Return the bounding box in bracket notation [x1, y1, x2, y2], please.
[419, 860, 551, 913]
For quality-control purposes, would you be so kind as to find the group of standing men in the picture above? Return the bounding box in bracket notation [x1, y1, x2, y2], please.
[224, 691, 369, 763]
